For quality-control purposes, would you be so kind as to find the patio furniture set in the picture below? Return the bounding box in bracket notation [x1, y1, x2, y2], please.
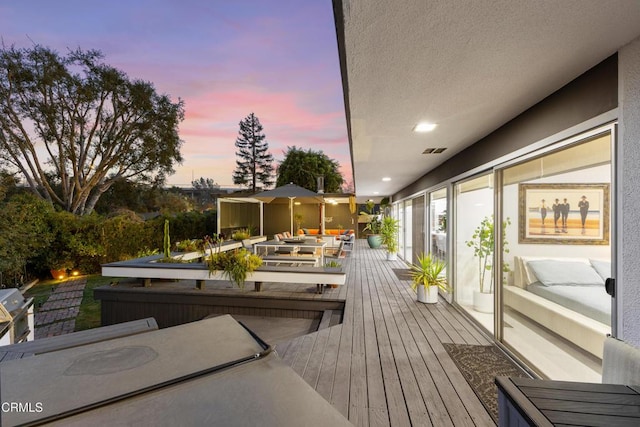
[101, 232, 351, 294]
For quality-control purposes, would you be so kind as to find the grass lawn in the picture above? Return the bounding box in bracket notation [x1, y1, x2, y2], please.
[75, 275, 111, 331]
[23, 279, 58, 311]
[24, 275, 109, 332]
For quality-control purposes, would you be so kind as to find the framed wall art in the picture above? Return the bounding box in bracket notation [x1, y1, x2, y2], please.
[518, 183, 609, 245]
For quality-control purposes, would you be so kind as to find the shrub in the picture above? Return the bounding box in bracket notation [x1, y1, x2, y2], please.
[231, 228, 251, 241]
[175, 239, 205, 253]
[0, 193, 54, 285]
[101, 213, 156, 262]
[1, 197, 218, 279]
[207, 248, 262, 289]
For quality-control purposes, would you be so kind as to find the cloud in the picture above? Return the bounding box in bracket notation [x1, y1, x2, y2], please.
[172, 85, 351, 186]
[0, 0, 352, 188]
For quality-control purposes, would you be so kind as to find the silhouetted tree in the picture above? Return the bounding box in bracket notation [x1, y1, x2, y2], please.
[0, 45, 184, 215]
[232, 113, 274, 191]
[191, 177, 218, 190]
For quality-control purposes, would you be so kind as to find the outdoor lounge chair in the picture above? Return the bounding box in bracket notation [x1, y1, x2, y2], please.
[324, 241, 345, 259]
[342, 234, 355, 254]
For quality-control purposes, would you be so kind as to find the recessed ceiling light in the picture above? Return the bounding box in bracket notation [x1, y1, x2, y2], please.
[413, 122, 437, 133]
[382, 177, 391, 181]
[373, 191, 379, 195]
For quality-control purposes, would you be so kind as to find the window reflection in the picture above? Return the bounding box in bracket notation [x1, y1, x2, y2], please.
[429, 188, 447, 263]
[501, 132, 612, 382]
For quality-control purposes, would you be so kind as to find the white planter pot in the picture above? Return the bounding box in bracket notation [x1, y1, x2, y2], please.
[417, 285, 439, 304]
[473, 290, 494, 313]
[386, 252, 398, 261]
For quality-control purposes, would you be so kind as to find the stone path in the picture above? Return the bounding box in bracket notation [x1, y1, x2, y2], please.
[34, 278, 87, 339]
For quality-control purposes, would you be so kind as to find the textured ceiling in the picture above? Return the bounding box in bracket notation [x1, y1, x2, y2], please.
[335, 0, 640, 201]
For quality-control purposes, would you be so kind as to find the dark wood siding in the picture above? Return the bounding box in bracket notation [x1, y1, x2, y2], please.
[95, 285, 345, 329]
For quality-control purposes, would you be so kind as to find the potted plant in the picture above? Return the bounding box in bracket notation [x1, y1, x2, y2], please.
[380, 216, 400, 260]
[175, 239, 203, 253]
[294, 214, 304, 234]
[465, 215, 510, 313]
[206, 248, 262, 289]
[409, 253, 448, 303]
[325, 260, 343, 288]
[44, 243, 74, 279]
[438, 210, 447, 232]
[360, 200, 382, 248]
[49, 259, 74, 280]
[231, 228, 251, 241]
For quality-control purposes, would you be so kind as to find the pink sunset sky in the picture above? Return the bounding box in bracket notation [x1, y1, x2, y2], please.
[0, 0, 351, 188]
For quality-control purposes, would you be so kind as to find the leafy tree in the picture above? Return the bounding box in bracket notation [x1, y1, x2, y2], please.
[232, 113, 274, 191]
[276, 146, 344, 193]
[0, 193, 54, 285]
[190, 177, 219, 211]
[153, 189, 193, 214]
[94, 178, 153, 214]
[0, 169, 19, 201]
[0, 45, 185, 215]
[192, 177, 218, 190]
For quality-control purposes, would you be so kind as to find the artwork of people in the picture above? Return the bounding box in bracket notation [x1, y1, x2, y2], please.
[520, 184, 609, 244]
[552, 198, 561, 233]
[578, 195, 590, 234]
[561, 198, 570, 233]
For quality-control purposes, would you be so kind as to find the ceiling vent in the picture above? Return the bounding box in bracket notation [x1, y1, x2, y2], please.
[422, 147, 447, 154]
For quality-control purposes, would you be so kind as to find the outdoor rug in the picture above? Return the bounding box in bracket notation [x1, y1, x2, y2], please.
[392, 268, 412, 281]
[443, 343, 530, 422]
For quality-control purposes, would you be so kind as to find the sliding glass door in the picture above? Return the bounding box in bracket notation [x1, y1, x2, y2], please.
[499, 129, 613, 381]
[429, 188, 447, 263]
[454, 173, 495, 333]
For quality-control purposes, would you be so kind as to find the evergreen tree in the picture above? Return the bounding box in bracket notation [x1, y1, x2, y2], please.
[232, 113, 274, 192]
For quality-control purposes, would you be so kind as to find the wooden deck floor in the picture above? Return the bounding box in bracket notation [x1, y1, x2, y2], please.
[276, 240, 496, 426]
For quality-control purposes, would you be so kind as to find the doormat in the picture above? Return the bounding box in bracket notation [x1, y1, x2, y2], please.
[443, 343, 530, 422]
[392, 268, 412, 281]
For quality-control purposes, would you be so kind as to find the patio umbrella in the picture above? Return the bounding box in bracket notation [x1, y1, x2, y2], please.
[253, 183, 324, 235]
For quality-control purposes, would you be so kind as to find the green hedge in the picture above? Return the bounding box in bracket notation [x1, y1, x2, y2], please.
[1, 196, 217, 282]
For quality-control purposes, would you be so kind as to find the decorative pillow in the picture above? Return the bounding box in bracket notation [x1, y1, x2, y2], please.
[518, 256, 591, 287]
[526, 260, 604, 286]
[302, 228, 309, 235]
[590, 259, 611, 281]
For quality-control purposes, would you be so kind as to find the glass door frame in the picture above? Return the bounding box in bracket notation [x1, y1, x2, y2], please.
[493, 122, 618, 342]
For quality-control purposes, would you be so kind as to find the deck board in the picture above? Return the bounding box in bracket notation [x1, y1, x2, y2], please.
[315, 323, 342, 400]
[381, 258, 489, 426]
[278, 240, 496, 426]
[362, 265, 389, 427]
[302, 327, 330, 387]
